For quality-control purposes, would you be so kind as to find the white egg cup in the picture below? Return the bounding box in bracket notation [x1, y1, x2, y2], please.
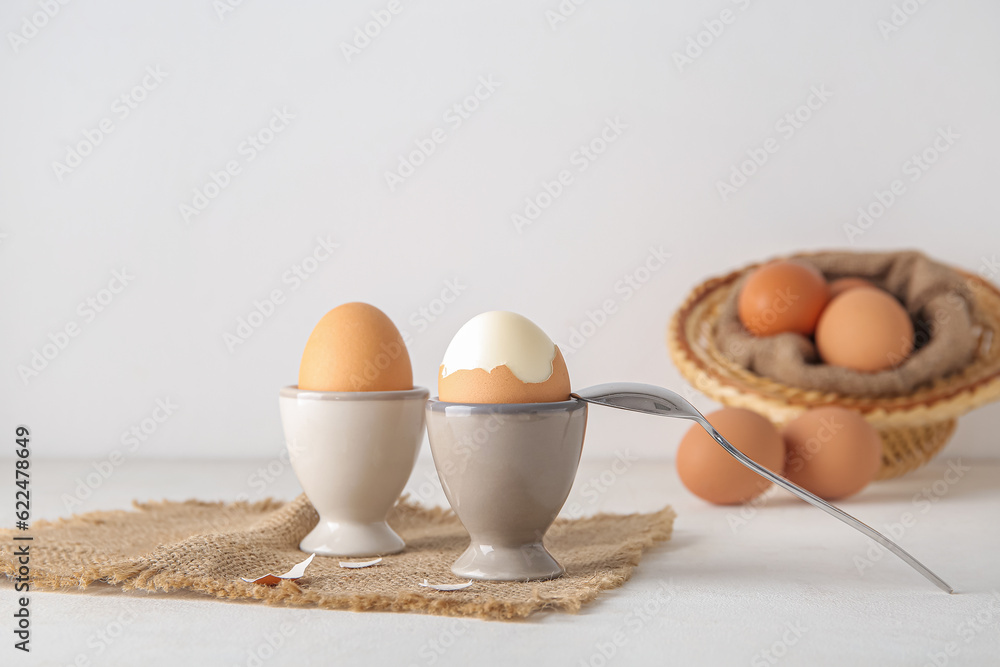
[279, 385, 428, 557]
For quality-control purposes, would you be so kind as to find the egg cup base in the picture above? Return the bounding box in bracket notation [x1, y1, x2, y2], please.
[451, 542, 564, 582]
[425, 398, 586, 583]
[299, 520, 404, 558]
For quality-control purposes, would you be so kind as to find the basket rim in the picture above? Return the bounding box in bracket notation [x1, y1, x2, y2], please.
[667, 252, 1000, 423]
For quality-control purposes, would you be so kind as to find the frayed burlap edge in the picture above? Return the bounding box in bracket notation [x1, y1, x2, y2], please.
[1, 497, 676, 621]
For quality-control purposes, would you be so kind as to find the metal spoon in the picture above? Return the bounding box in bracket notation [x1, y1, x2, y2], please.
[571, 382, 954, 593]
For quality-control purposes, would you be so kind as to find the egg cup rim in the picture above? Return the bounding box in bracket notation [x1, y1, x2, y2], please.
[426, 397, 585, 414]
[281, 385, 429, 401]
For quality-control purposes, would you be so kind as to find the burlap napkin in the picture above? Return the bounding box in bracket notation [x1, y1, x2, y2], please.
[715, 250, 979, 396]
[0, 495, 675, 621]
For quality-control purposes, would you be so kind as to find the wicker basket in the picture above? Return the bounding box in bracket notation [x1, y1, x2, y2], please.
[667, 257, 1000, 480]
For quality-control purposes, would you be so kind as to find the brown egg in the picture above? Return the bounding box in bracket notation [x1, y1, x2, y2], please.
[738, 261, 830, 336]
[439, 348, 571, 403]
[815, 288, 914, 372]
[828, 277, 874, 298]
[298, 302, 412, 392]
[676, 408, 785, 505]
[782, 407, 882, 500]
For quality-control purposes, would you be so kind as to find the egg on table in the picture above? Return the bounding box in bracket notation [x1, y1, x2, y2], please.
[298, 302, 413, 392]
[676, 407, 785, 505]
[438, 311, 571, 403]
[782, 407, 882, 500]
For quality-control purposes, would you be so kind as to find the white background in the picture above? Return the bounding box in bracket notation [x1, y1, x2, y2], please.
[2, 0, 999, 461]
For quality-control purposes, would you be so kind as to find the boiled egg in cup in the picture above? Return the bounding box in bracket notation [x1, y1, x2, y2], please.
[279, 302, 428, 557]
[425, 311, 586, 581]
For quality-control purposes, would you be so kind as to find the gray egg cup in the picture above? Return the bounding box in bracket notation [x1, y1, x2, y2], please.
[425, 398, 587, 581]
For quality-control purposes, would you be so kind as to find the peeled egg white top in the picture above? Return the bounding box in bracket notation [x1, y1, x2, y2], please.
[440, 311, 557, 383]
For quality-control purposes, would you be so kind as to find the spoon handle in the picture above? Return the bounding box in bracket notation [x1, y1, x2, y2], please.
[572, 383, 954, 593]
[698, 417, 953, 593]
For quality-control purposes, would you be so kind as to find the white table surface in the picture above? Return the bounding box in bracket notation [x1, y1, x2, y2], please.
[4, 456, 999, 667]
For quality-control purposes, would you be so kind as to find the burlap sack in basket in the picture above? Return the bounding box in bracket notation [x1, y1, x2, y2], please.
[715, 251, 979, 396]
[0, 495, 675, 621]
